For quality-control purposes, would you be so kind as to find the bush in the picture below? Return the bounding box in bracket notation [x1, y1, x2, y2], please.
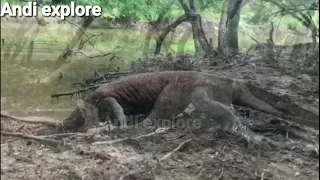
[286, 21, 298, 30]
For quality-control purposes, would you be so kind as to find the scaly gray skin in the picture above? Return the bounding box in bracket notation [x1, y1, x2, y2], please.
[37, 71, 283, 135]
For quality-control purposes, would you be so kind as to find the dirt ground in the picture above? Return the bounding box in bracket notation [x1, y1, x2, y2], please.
[1, 53, 319, 180]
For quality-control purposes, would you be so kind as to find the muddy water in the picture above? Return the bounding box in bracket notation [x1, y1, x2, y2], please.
[1, 97, 73, 121]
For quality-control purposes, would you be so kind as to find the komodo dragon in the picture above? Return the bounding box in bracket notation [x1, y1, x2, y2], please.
[38, 71, 284, 135]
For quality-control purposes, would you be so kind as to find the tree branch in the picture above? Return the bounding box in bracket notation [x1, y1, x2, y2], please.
[1, 131, 62, 149]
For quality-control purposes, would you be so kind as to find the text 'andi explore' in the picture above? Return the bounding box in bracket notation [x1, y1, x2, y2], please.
[0, 1, 102, 19]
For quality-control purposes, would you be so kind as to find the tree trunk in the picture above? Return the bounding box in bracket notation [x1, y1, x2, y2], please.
[178, 29, 192, 54]
[226, 0, 241, 53]
[54, 16, 95, 70]
[142, 24, 153, 56]
[177, 0, 215, 57]
[142, 4, 172, 56]
[310, 23, 318, 43]
[218, 0, 243, 55]
[193, 14, 215, 56]
[188, 0, 201, 53]
[26, 41, 34, 65]
[154, 15, 188, 55]
[217, 0, 229, 54]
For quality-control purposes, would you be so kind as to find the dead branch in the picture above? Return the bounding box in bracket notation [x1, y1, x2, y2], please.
[217, 167, 224, 180]
[1, 131, 62, 148]
[159, 139, 192, 161]
[118, 168, 155, 180]
[51, 71, 133, 99]
[216, 157, 256, 179]
[39, 132, 109, 143]
[78, 32, 103, 49]
[82, 71, 133, 86]
[51, 86, 97, 99]
[271, 7, 319, 16]
[64, 18, 100, 47]
[55, 16, 95, 69]
[39, 132, 87, 138]
[268, 22, 274, 45]
[92, 127, 170, 145]
[64, 18, 123, 58]
[63, 45, 123, 60]
[1, 113, 57, 126]
[239, 30, 266, 48]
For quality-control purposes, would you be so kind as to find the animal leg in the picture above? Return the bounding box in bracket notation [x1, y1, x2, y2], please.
[190, 87, 274, 142]
[97, 97, 127, 128]
[140, 84, 191, 129]
[177, 103, 195, 118]
[191, 87, 241, 132]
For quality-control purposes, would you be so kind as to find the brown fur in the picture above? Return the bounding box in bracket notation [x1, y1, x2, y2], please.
[39, 71, 283, 134]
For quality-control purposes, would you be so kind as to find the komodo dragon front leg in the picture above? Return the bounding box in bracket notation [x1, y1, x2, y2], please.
[97, 97, 127, 127]
[85, 97, 128, 134]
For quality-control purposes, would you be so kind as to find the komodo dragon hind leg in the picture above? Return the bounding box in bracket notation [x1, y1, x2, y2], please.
[140, 83, 192, 129]
[190, 87, 261, 142]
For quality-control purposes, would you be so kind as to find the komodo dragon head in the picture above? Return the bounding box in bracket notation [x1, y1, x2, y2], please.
[37, 100, 100, 135]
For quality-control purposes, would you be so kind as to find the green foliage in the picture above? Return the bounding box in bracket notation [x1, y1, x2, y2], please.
[101, 0, 183, 21]
[1, 0, 26, 6]
[286, 19, 299, 30]
[244, 1, 274, 25]
[49, 0, 184, 21]
[201, 0, 224, 13]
